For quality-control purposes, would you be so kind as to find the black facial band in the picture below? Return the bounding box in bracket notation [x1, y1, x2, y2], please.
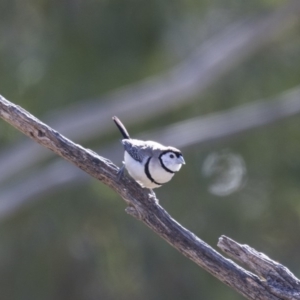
[159, 151, 176, 174]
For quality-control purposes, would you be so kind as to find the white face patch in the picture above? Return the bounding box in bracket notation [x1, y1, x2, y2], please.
[160, 151, 184, 173]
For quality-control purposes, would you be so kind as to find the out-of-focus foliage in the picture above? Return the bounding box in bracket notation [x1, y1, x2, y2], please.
[0, 0, 300, 300]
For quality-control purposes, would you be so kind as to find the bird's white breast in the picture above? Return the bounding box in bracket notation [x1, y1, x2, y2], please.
[124, 151, 153, 188]
[148, 157, 174, 184]
[124, 151, 173, 189]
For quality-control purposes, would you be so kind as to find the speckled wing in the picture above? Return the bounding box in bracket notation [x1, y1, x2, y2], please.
[122, 139, 157, 162]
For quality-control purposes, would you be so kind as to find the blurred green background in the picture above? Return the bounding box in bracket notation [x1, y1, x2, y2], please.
[1, 0, 300, 299]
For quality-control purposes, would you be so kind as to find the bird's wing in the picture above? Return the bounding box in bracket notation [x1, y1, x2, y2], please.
[122, 139, 157, 163]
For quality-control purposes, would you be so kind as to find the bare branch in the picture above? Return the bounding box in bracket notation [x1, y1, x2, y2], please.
[1, 94, 300, 300]
[0, 0, 299, 185]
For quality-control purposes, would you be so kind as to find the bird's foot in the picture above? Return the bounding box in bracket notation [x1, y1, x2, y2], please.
[149, 189, 159, 204]
[117, 165, 125, 181]
[149, 189, 156, 196]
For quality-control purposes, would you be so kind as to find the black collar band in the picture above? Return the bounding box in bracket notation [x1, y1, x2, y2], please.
[145, 157, 163, 186]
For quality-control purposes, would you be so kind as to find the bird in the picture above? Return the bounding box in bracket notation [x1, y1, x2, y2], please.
[112, 116, 185, 189]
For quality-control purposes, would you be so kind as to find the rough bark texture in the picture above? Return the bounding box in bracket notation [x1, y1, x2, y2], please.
[218, 236, 300, 300]
[0, 94, 299, 300]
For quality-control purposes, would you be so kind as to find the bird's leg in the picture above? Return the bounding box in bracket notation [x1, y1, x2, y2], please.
[117, 163, 125, 181]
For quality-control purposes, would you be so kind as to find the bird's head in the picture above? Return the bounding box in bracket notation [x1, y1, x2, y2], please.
[159, 148, 185, 173]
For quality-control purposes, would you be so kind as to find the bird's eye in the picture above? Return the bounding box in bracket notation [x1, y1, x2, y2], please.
[169, 154, 175, 159]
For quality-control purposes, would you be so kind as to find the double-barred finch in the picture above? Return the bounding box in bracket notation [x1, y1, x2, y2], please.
[113, 116, 185, 189]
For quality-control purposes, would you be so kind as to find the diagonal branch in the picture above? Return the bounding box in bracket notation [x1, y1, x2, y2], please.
[1, 94, 299, 300]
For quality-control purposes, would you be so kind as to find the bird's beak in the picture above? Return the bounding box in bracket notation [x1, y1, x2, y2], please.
[178, 155, 185, 165]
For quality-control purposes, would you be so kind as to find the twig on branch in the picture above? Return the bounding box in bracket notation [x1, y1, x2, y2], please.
[1, 95, 299, 300]
[218, 236, 300, 300]
[0, 0, 299, 185]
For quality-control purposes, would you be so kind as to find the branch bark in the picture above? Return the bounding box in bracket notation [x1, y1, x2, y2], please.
[1, 95, 299, 299]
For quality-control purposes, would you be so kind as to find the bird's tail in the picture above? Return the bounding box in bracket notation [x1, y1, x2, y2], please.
[112, 116, 130, 139]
